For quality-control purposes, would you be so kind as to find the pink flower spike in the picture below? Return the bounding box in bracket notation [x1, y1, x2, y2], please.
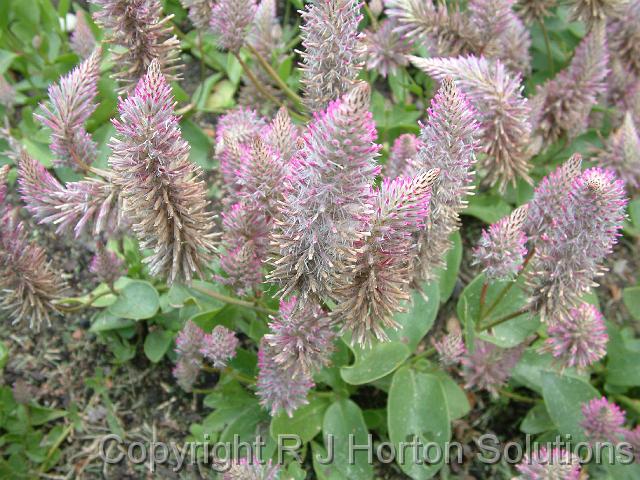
[580, 397, 626, 444]
[200, 325, 239, 368]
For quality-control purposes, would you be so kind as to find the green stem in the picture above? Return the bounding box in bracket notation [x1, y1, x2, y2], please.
[479, 282, 489, 319]
[498, 389, 540, 404]
[245, 44, 306, 109]
[38, 424, 74, 474]
[234, 53, 307, 122]
[363, 2, 379, 28]
[190, 283, 277, 315]
[481, 247, 536, 321]
[538, 18, 554, 75]
[55, 290, 113, 312]
[482, 308, 530, 331]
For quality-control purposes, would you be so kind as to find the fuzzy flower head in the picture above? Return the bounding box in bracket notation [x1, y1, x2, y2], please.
[567, 0, 626, 28]
[531, 26, 609, 148]
[180, 0, 214, 30]
[218, 201, 269, 296]
[90, 248, 125, 285]
[473, 205, 529, 281]
[332, 169, 439, 346]
[35, 48, 101, 170]
[257, 340, 315, 417]
[515, 447, 582, 480]
[581, 397, 626, 443]
[526, 153, 584, 241]
[516, 0, 557, 24]
[175, 320, 205, 362]
[173, 358, 200, 392]
[410, 55, 533, 189]
[92, 0, 180, 91]
[409, 77, 479, 282]
[200, 325, 239, 368]
[461, 340, 524, 396]
[607, 0, 640, 77]
[0, 214, 66, 330]
[223, 458, 280, 480]
[269, 83, 380, 301]
[596, 112, 640, 191]
[385, 133, 422, 179]
[528, 167, 627, 321]
[18, 152, 122, 238]
[264, 107, 298, 164]
[264, 297, 335, 375]
[0, 76, 15, 109]
[299, 0, 366, 110]
[542, 303, 608, 370]
[364, 19, 413, 77]
[210, 0, 257, 52]
[109, 60, 217, 285]
[433, 332, 466, 366]
[70, 10, 96, 58]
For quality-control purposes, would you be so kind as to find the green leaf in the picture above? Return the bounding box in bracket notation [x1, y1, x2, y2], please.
[322, 399, 373, 480]
[520, 403, 555, 435]
[541, 371, 599, 443]
[463, 193, 512, 224]
[0, 50, 17, 74]
[181, 119, 213, 169]
[340, 342, 410, 385]
[0, 342, 7, 369]
[457, 273, 535, 348]
[143, 329, 172, 363]
[90, 312, 135, 332]
[270, 397, 329, 445]
[437, 231, 462, 304]
[606, 324, 640, 387]
[108, 281, 159, 320]
[512, 349, 584, 394]
[28, 404, 67, 426]
[623, 286, 640, 321]
[388, 368, 450, 479]
[312, 441, 344, 480]
[432, 370, 470, 420]
[340, 283, 439, 385]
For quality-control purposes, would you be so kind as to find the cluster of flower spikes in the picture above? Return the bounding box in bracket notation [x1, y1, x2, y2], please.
[34, 47, 101, 170]
[525, 154, 627, 323]
[108, 60, 217, 285]
[0, 165, 66, 330]
[407, 77, 480, 284]
[298, 0, 366, 111]
[580, 396, 627, 444]
[223, 457, 281, 480]
[173, 320, 239, 392]
[215, 107, 297, 295]
[472, 205, 529, 281]
[91, 0, 180, 92]
[385, 0, 530, 75]
[530, 25, 609, 149]
[515, 447, 583, 480]
[409, 55, 533, 190]
[268, 82, 381, 305]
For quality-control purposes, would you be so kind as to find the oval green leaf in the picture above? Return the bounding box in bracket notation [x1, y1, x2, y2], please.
[108, 280, 160, 320]
[388, 367, 451, 479]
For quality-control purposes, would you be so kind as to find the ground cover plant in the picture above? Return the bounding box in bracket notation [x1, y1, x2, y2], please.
[0, 0, 640, 478]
